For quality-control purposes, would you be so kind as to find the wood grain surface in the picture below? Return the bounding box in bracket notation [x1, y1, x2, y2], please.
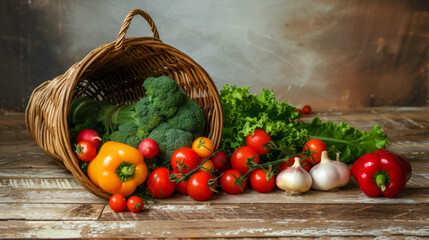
[0, 108, 428, 238]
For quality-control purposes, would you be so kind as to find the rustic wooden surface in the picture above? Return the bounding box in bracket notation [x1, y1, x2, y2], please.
[0, 107, 428, 239]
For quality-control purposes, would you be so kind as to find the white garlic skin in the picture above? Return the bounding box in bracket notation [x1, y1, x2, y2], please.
[310, 151, 351, 191]
[276, 157, 312, 193]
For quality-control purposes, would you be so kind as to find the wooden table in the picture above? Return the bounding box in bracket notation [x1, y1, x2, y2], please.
[1, 107, 428, 239]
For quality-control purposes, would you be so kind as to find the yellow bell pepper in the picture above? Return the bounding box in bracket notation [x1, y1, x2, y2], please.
[88, 141, 147, 196]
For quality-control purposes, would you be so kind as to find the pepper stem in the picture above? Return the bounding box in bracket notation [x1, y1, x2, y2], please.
[373, 170, 391, 192]
[375, 174, 387, 192]
[116, 162, 136, 182]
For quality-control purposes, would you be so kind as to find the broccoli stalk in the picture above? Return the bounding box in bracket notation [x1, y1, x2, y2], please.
[68, 76, 206, 163]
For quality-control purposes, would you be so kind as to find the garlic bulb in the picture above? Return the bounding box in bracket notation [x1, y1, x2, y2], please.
[276, 157, 312, 194]
[310, 151, 351, 191]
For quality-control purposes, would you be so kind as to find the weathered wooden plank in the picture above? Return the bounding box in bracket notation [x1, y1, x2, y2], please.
[101, 202, 429, 223]
[1, 186, 427, 205]
[0, 217, 427, 238]
[0, 203, 104, 221]
[0, 168, 73, 179]
[0, 178, 82, 189]
[0, 189, 106, 204]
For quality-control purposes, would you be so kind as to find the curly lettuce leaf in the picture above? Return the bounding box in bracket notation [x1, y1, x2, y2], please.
[302, 117, 390, 163]
[220, 85, 305, 155]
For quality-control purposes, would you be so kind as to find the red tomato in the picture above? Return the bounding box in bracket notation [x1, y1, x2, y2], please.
[220, 169, 247, 194]
[246, 129, 272, 155]
[75, 140, 97, 162]
[279, 156, 312, 172]
[77, 129, 101, 148]
[231, 146, 260, 174]
[109, 194, 127, 212]
[210, 151, 227, 169]
[138, 138, 159, 159]
[176, 179, 189, 195]
[127, 196, 144, 213]
[250, 169, 275, 193]
[171, 147, 200, 174]
[192, 137, 215, 158]
[187, 172, 215, 201]
[302, 105, 312, 115]
[294, 108, 303, 117]
[302, 139, 327, 165]
[146, 167, 175, 199]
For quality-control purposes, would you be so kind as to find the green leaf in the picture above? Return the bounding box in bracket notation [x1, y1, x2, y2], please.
[301, 117, 390, 163]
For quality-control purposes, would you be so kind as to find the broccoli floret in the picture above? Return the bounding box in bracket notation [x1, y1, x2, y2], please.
[110, 122, 142, 148]
[167, 95, 206, 139]
[143, 76, 184, 118]
[148, 123, 193, 163]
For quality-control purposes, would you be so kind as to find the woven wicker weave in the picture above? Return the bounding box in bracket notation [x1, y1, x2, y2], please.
[25, 9, 223, 199]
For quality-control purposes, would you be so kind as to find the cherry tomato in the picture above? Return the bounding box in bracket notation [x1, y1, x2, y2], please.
[302, 105, 312, 115]
[302, 139, 327, 165]
[197, 159, 215, 175]
[176, 179, 189, 195]
[210, 151, 227, 169]
[246, 129, 272, 155]
[138, 138, 159, 159]
[75, 140, 97, 162]
[231, 146, 260, 174]
[250, 169, 275, 193]
[192, 137, 215, 158]
[220, 169, 247, 194]
[171, 147, 200, 174]
[279, 156, 312, 172]
[294, 108, 303, 117]
[127, 196, 144, 213]
[146, 167, 175, 198]
[187, 172, 215, 201]
[109, 194, 127, 212]
[77, 129, 101, 148]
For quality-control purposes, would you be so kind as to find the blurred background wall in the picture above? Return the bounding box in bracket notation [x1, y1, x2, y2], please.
[1, 0, 428, 112]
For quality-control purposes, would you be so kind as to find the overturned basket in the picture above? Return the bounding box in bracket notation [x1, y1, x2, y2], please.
[25, 9, 223, 199]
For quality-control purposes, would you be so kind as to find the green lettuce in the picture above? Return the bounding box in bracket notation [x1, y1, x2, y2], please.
[302, 117, 389, 163]
[220, 84, 307, 156]
[219, 84, 389, 164]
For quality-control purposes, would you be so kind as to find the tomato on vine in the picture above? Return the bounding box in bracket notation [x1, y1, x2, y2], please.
[250, 169, 275, 193]
[210, 151, 227, 169]
[170, 147, 200, 174]
[187, 172, 216, 201]
[220, 169, 247, 194]
[127, 196, 144, 213]
[146, 167, 175, 199]
[302, 139, 327, 165]
[197, 159, 215, 175]
[192, 137, 215, 158]
[231, 146, 260, 174]
[246, 129, 272, 155]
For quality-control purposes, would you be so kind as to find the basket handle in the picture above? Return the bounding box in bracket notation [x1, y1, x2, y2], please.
[114, 9, 160, 50]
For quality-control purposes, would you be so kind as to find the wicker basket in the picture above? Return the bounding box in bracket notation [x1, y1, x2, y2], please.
[25, 9, 223, 199]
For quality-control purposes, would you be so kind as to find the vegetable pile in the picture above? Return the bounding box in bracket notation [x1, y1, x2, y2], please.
[68, 78, 412, 214]
[68, 76, 206, 163]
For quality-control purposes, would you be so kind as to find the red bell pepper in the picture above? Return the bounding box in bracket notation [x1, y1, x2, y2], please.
[351, 149, 412, 198]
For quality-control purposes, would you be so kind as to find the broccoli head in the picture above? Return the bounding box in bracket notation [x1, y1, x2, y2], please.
[167, 95, 206, 139]
[143, 76, 185, 119]
[148, 123, 193, 163]
[110, 122, 142, 148]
